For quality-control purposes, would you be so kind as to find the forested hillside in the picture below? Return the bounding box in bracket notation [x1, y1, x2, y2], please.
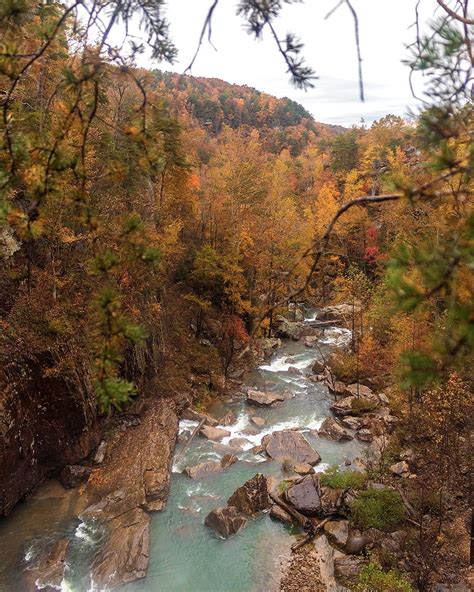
[0, 1, 472, 591]
[153, 70, 343, 152]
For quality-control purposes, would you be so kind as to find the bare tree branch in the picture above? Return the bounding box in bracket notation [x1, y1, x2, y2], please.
[437, 0, 474, 25]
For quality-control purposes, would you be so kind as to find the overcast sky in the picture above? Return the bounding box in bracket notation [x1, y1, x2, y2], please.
[132, 1, 437, 126]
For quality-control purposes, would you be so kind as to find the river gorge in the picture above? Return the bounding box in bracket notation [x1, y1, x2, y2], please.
[0, 308, 370, 592]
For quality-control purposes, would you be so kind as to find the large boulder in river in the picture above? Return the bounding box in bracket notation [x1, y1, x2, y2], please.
[262, 430, 321, 465]
[91, 507, 150, 589]
[318, 417, 353, 442]
[204, 506, 247, 538]
[317, 304, 361, 322]
[247, 389, 285, 406]
[183, 454, 237, 479]
[199, 425, 231, 441]
[227, 473, 270, 515]
[274, 315, 304, 340]
[285, 474, 321, 516]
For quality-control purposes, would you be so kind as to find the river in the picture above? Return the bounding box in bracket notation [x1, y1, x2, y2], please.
[0, 309, 365, 592]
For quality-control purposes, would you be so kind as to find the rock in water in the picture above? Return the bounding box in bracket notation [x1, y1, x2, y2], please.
[318, 417, 353, 442]
[219, 410, 237, 426]
[91, 508, 149, 589]
[227, 473, 270, 515]
[246, 389, 285, 406]
[311, 359, 326, 374]
[183, 454, 237, 479]
[199, 425, 231, 441]
[285, 474, 321, 516]
[262, 430, 321, 465]
[204, 506, 247, 538]
[26, 538, 69, 591]
[250, 416, 265, 427]
[59, 465, 92, 488]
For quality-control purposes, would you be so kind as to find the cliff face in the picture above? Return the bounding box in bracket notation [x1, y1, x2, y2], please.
[0, 354, 101, 515]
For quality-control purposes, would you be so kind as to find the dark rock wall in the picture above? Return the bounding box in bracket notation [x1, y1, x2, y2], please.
[0, 355, 101, 515]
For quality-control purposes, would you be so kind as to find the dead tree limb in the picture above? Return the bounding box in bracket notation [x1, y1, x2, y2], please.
[291, 517, 331, 551]
[269, 492, 311, 529]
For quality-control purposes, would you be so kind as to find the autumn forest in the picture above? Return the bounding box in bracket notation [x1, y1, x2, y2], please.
[0, 1, 472, 591]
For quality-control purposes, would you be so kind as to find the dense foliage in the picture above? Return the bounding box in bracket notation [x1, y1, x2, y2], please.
[0, 1, 472, 587]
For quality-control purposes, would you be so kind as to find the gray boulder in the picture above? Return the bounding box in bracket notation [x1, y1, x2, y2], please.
[262, 430, 321, 465]
[247, 389, 285, 406]
[285, 474, 321, 516]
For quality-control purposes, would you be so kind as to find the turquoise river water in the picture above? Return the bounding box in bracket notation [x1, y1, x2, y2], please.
[0, 310, 365, 592]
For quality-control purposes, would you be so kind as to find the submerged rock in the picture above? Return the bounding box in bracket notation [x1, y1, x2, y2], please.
[250, 416, 265, 427]
[285, 474, 321, 516]
[227, 437, 250, 449]
[262, 430, 321, 466]
[318, 417, 353, 442]
[246, 389, 285, 406]
[204, 506, 247, 538]
[227, 473, 270, 515]
[199, 425, 231, 441]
